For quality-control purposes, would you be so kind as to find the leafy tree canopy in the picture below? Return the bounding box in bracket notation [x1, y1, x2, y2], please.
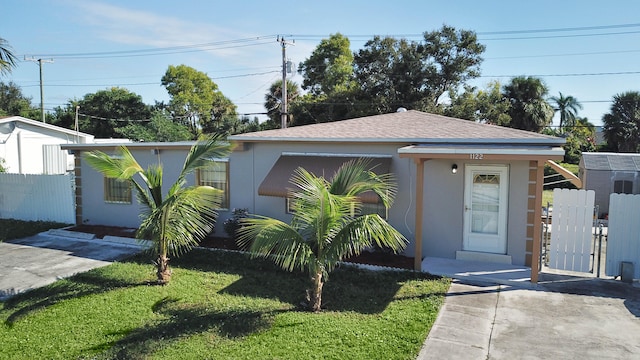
[445, 81, 511, 125]
[161, 64, 237, 136]
[0, 81, 39, 118]
[114, 110, 192, 142]
[51, 87, 152, 138]
[298, 33, 354, 96]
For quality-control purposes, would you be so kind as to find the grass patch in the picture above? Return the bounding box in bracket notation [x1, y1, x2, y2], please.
[0, 219, 70, 242]
[0, 249, 449, 359]
[542, 189, 554, 208]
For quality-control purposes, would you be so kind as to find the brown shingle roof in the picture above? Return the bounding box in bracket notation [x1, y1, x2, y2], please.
[229, 110, 563, 145]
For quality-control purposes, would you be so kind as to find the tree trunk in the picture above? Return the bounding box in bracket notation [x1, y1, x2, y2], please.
[156, 254, 171, 284]
[309, 271, 324, 312]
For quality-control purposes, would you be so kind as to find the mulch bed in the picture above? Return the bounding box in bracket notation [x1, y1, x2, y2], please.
[67, 225, 415, 270]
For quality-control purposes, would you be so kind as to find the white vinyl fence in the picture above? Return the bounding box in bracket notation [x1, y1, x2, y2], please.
[606, 193, 640, 279]
[548, 188, 595, 272]
[0, 173, 75, 224]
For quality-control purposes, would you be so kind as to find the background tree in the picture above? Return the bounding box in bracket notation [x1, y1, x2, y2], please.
[51, 87, 151, 138]
[298, 33, 354, 97]
[562, 117, 596, 163]
[502, 76, 554, 132]
[353, 36, 424, 115]
[352, 25, 484, 116]
[0, 37, 18, 76]
[602, 91, 640, 152]
[237, 158, 407, 312]
[0, 81, 39, 118]
[550, 92, 582, 133]
[114, 111, 192, 142]
[162, 65, 234, 136]
[264, 79, 300, 127]
[420, 25, 486, 107]
[84, 135, 231, 284]
[445, 81, 511, 125]
[208, 92, 238, 134]
[294, 34, 356, 125]
[215, 115, 262, 136]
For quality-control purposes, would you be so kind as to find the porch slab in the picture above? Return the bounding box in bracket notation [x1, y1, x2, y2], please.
[422, 257, 534, 288]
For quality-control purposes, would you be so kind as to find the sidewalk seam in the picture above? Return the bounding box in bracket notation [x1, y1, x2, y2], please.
[486, 285, 500, 360]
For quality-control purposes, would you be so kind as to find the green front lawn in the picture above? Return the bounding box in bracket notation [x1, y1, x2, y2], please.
[0, 249, 449, 359]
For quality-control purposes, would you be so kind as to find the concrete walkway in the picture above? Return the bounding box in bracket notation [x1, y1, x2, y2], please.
[418, 272, 640, 359]
[0, 231, 145, 300]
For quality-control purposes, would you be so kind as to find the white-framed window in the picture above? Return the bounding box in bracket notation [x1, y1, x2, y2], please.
[197, 160, 229, 209]
[104, 177, 132, 204]
[613, 180, 633, 194]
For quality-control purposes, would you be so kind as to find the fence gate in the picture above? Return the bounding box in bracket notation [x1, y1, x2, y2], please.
[547, 188, 595, 272]
[606, 193, 640, 279]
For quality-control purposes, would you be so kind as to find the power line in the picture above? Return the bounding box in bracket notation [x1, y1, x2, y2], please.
[481, 71, 640, 78]
[22, 36, 278, 59]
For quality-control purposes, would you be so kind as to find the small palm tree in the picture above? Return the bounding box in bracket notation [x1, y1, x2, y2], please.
[237, 158, 407, 312]
[84, 134, 231, 284]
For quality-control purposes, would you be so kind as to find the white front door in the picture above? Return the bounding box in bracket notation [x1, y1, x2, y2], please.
[463, 165, 509, 254]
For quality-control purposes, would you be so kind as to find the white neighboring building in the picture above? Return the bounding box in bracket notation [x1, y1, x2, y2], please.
[0, 116, 128, 174]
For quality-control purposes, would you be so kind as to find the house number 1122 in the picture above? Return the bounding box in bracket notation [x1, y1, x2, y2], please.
[470, 153, 484, 160]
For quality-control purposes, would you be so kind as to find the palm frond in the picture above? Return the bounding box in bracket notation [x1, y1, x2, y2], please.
[329, 158, 397, 207]
[237, 216, 314, 273]
[138, 185, 221, 256]
[322, 214, 408, 272]
[179, 134, 231, 180]
[141, 164, 164, 207]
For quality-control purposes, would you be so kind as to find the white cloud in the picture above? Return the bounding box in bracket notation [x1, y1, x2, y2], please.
[70, 1, 263, 59]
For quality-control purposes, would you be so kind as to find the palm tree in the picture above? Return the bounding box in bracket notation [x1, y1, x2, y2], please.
[264, 79, 300, 128]
[0, 37, 18, 76]
[602, 91, 640, 152]
[549, 92, 583, 133]
[237, 158, 408, 312]
[84, 134, 231, 284]
[502, 76, 554, 132]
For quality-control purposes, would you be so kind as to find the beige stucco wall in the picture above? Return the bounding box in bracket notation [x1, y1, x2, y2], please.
[419, 160, 530, 265]
[79, 148, 197, 229]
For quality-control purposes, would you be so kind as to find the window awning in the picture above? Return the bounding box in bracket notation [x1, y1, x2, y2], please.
[258, 154, 392, 203]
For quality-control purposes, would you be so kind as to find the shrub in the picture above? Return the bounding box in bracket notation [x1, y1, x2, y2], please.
[223, 208, 248, 239]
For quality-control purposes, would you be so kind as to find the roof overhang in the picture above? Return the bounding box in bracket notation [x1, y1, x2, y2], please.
[258, 154, 391, 203]
[398, 145, 565, 161]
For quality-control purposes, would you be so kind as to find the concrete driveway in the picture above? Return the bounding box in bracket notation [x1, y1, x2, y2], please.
[419, 275, 640, 359]
[0, 233, 144, 300]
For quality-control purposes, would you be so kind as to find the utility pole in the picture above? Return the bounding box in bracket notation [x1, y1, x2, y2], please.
[25, 57, 54, 123]
[277, 36, 294, 129]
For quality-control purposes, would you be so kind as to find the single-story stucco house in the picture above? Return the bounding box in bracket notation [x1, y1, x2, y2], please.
[580, 152, 640, 217]
[62, 110, 567, 282]
[227, 110, 566, 281]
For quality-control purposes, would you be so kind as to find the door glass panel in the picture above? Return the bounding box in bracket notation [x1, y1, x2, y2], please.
[471, 174, 500, 234]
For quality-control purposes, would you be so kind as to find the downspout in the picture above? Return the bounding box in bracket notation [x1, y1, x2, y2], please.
[17, 130, 23, 174]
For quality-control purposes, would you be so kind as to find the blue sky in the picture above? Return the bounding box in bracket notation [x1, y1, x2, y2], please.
[4, 0, 640, 126]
